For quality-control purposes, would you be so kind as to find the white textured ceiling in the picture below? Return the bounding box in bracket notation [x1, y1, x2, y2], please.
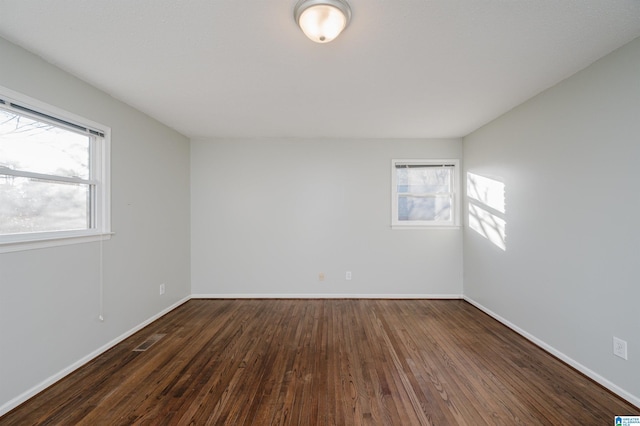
[1, 1, 639, 139]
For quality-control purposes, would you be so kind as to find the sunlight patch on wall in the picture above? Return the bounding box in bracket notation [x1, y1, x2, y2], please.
[467, 173, 506, 251]
[467, 173, 505, 213]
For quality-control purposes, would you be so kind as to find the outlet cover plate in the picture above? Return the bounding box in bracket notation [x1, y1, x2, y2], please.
[613, 337, 628, 360]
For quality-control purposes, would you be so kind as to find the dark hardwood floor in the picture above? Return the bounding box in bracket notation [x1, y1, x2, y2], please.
[1, 299, 637, 425]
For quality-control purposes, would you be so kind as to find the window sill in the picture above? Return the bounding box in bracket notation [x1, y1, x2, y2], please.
[391, 225, 461, 230]
[0, 232, 113, 253]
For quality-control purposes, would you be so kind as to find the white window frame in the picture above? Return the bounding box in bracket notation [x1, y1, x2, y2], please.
[0, 86, 111, 253]
[391, 159, 461, 229]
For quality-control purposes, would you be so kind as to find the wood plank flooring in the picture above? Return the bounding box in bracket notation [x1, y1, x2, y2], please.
[1, 299, 637, 425]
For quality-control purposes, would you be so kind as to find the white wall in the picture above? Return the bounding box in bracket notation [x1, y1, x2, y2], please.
[0, 37, 191, 413]
[463, 37, 640, 405]
[3, 26, 636, 414]
[191, 138, 463, 297]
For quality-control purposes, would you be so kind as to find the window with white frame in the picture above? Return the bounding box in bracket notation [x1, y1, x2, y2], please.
[0, 88, 110, 251]
[391, 159, 460, 228]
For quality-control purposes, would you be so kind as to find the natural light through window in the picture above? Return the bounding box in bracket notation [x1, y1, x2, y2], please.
[0, 109, 91, 234]
[467, 172, 506, 250]
[0, 89, 110, 252]
[392, 160, 460, 229]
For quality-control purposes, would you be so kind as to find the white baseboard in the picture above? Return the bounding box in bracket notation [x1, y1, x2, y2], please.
[0, 296, 190, 417]
[463, 296, 640, 409]
[191, 293, 463, 299]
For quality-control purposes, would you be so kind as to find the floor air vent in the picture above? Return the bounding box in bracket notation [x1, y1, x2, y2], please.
[133, 333, 166, 352]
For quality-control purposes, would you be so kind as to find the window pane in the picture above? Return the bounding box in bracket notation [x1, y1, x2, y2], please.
[0, 176, 90, 234]
[398, 195, 451, 221]
[0, 108, 90, 179]
[396, 167, 452, 193]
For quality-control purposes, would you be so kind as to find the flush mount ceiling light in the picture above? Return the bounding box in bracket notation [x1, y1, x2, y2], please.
[294, 0, 352, 43]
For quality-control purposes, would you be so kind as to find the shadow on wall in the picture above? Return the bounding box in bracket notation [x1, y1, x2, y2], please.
[467, 172, 506, 251]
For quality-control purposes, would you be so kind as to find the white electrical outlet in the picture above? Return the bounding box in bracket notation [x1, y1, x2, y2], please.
[613, 337, 627, 360]
[346, 271, 352, 280]
[159, 283, 166, 295]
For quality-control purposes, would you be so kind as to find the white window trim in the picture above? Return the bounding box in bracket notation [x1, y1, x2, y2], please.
[391, 159, 461, 230]
[0, 86, 112, 253]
